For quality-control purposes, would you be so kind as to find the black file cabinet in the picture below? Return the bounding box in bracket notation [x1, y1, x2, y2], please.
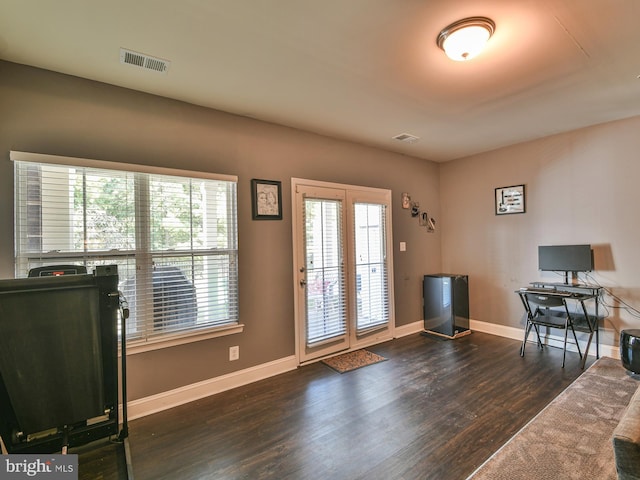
[423, 274, 469, 338]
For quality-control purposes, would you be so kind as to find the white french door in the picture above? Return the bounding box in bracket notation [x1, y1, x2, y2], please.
[292, 179, 394, 364]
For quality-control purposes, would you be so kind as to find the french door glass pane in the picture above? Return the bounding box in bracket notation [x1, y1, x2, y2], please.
[354, 203, 389, 333]
[304, 198, 346, 346]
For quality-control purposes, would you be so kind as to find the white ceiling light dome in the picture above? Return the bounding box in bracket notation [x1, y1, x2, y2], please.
[437, 17, 495, 61]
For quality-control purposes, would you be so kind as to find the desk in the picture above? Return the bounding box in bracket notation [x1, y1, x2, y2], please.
[517, 286, 600, 369]
[530, 282, 603, 360]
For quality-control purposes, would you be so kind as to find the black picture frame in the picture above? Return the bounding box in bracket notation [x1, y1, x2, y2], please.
[495, 184, 525, 215]
[251, 179, 282, 220]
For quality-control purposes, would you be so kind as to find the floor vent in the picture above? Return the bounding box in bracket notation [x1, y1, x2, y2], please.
[392, 133, 420, 144]
[120, 48, 170, 74]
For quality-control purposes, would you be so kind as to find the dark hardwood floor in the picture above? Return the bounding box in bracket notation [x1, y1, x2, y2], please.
[77, 331, 595, 480]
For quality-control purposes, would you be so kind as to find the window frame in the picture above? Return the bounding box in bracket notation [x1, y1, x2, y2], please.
[11, 150, 243, 354]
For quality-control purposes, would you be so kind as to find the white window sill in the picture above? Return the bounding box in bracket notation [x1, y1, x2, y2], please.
[124, 323, 244, 355]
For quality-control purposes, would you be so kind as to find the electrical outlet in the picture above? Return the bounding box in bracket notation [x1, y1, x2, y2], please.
[229, 345, 239, 361]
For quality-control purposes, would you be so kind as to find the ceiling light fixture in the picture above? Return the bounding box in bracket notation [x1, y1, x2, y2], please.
[437, 17, 495, 61]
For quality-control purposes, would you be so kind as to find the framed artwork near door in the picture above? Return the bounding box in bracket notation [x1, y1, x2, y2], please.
[251, 179, 282, 220]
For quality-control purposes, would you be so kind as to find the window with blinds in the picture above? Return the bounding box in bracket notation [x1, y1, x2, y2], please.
[353, 202, 389, 334]
[303, 198, 347, 346]
[13, 155, 238, 345]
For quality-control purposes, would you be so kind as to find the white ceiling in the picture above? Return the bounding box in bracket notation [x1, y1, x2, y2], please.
[1, 0, 639, 162]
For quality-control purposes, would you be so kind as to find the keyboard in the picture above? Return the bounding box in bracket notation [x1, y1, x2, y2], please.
[518, 287, 571, 296]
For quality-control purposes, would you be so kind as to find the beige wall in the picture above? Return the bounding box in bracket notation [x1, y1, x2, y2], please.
[440, 116, 640, 346]
[0, 60, 441, 400]
[5, 59, 636, 403]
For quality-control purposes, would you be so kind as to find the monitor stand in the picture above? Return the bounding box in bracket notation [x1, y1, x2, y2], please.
[563, 271, 580, 285]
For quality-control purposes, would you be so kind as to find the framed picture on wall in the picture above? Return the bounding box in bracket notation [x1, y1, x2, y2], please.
[495, 184, 525, 215]
[251, 179, 282, 220]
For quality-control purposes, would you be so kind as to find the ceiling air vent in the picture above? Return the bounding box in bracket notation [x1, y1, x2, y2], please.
[120, 48, 170, 74]
[392, 133, 420, 144]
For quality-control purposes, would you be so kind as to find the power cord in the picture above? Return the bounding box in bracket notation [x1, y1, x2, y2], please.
[583, 272, 640, 320]
[544, 271, 640, 339]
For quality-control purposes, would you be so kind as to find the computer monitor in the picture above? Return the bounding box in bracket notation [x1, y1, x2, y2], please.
[538, 244, 593, 283]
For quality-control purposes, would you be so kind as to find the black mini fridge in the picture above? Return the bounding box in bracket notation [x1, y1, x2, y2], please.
[423, 274, 470, 338]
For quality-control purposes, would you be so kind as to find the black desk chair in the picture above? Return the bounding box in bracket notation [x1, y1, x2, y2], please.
[518, 291, 582, 368]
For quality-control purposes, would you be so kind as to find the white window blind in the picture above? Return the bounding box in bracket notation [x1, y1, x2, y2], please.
[353, 202, 389, 334]
[303, 197, 347, 346]
[13, 154, 238, 344]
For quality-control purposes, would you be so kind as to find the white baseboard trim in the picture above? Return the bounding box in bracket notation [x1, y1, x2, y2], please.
[128, 322, 425, 421]
[394, 320, 424, 338]
[127, 355, 298, 420]
[470, 318, 619, 359]
[469, 319, 524, 341]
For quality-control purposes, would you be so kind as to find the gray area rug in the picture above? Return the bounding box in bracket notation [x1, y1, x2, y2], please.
[468, 356, 640, 480]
